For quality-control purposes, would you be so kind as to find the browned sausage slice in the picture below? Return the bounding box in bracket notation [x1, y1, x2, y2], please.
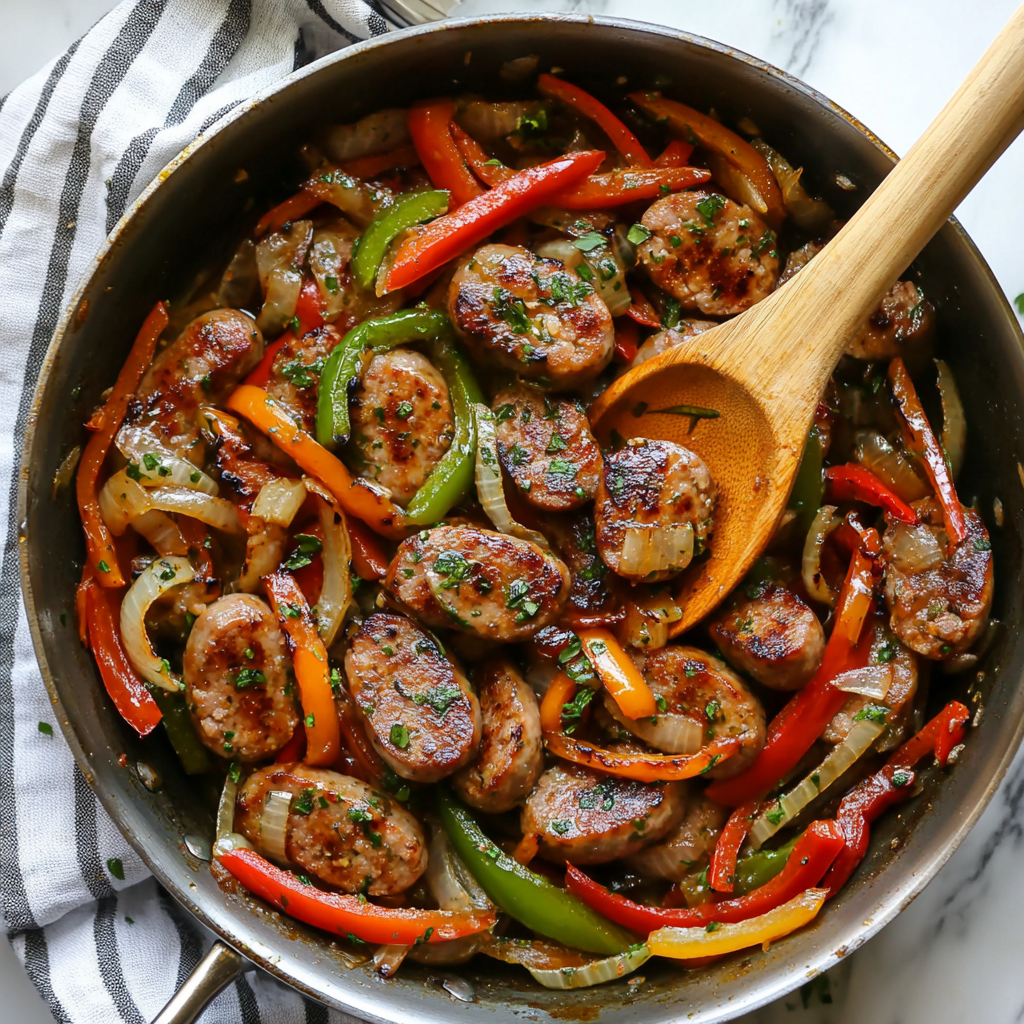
[235, 764, 426, 894]
[344, 612, 481, 783]
[452, 657, 543, 813]
[184, 593, 298, 761]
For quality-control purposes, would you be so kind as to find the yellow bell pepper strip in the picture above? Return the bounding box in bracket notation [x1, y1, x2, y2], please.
[706, 531, 879, 807]
[646, 888, 828, 959]
[384, 149, 604, 292]
[820, 700, 970, 894]
[578, 628, 657, 719]
[629, 91, 785, 229]
[216, 844, 496, 945]
[888, 356, 967, 548]
[225, 384, 405, 538]
[263, 572, 340, 767]
[77, 301, 167, 587]
[541, 670, 741, 782]
[436, 788, 635, 955]
[407, 99, 484, 208]
[537, 74, 652, 167]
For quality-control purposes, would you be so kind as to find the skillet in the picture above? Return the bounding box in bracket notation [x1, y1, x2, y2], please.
[19, 13, 1024, 1024]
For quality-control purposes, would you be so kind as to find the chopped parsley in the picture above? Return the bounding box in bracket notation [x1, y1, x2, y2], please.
[106, 857, 125, 881]
[280, 356, 325, 390]
[627, 223, 651, 245]
[505, 579, 540, 622]
[283, 532, 323, 570]
[234, 668, 266, 689]
[390, 723, 410, 749]
[38, 722, 53, 736]
[547, 458, 577, 477]
[410, 681, 463, 718]
[854, 704, 889, 724]
[551, 820, 572, 835]
[493, 287, 532, 334]
[561, 685, 596, 732]
[573, 232, 606, 253]
[695, 193, 726, 225]
[292, 789, 316, 815]
[432, 550, 474, 589]
[874, 639, 898, 664]
[395, 401, 414, 420]
[545, 433, 568, 454]
[494, 403, 517, 423]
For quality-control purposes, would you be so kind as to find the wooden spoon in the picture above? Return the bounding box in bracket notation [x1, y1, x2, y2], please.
[590, 4, 1024, 635]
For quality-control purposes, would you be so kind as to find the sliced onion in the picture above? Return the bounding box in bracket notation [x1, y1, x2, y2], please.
[533, 237, 631, 317]
[372, 944, 409, 978]
[236, 521, 288, 594]
[619, 590, 683, 650]
[310, 230, 356, 319]
[832, 664, 893, 699]
[854, 430, 931, 502]
[527, 945, 650, 990]
[750, 717, 886, 848]
[216, 770, 241, 842]
[801, 505, 839, 607]
[130, 510, 188, 556]
[474, 405, 551, 550]
[113, 448, 218, 495]
[252, 478, 308, 526]
[319, 108, 411, 164]
[313, 489, 353, 648]
[886, 521, 944, 573]
[604, 693, 703, 754]
[619, 522, 694, 577]
[255, 220, 313, 336]
[458, 100, 540, 140]
[750, 138, 834, 232]
[258, 790, 294, 866]
[935, 359, 966, 481]
[100, 468, 242, 536]
[216, 237, 260, 308]
[52, 444, 81, 499]
[120, 555, 196, 692]
[212, 831, 253, 858]
[427, 827, 495, 913]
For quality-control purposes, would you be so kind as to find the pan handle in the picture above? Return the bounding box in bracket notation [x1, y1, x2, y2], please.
[151, 940, 246, 1024]
[375, 0, 461, 26]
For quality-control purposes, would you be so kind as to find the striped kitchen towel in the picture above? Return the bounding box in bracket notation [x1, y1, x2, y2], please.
[0, 2, 393, 1020]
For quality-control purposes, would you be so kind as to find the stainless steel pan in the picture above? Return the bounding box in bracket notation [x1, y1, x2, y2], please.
[19, 13, 1024, 1024]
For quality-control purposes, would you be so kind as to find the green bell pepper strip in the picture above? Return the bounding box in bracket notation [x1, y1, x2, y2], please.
[402, 329, 484, 526]
[436, 788, 634, 955]
[151, 689, 212, 775]
[787, 424, 824, 541]
[316, 308, 451, 449]
[351, 189, 449, 293]
[733, 835, 798, 895]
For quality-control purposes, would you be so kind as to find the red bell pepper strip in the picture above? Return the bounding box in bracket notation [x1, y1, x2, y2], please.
[217, 845, 495, 944]
[706, 539, 879, 807]
[566, 819, 844, 933]
[346, 515, 389, 580]
[888, 357, 967, 548]
[293, 275, 325, 335]
[81, 578, 162, 737]
[629, 91, 785, 229]
[76, 301, 167, 588]
[334, 684, 387, 786]
[254, 190, 323, 238]
[626, 286, 661, 328]
[709, 801, 758, 893]
[820, 701, 969, 894]
[537, 73, 652, 167]
[407, 100, 484, 208]
[654, 139, 695, 167]
[825, 464, 917, 523]
[263, 572, 340, 767]
[341, 142, 422, 181]
[275, 722, 307, 764]
[385, 150, 604, 293]
[243, 334, 291, 388]
[613, 317, 640, 363]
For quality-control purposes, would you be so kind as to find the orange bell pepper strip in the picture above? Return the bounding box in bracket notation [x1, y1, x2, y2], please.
[820, 700, 969, 894]
[76, 301, 167, 587]
[630, 91, 785, 229]
[385, 150, 604, 293]
[888, 356, 967, 548]
[541, 672, 739, 781]
[254, 190, 323, 238]
[654, 139, 695, 167]
[346, 515, 390, 580]
[578, 628, 657, 719]
[341, 142, 421, 181]
[263, 572, 340, 767]
[407, 100, 484, 208]
[225, 385, 405, 538]
[706, 537, 879, 807]
[537, 73, 652, 167]
[216, 845, 496, 945]
[567, 819, 843, 932]
[709, 800, 759, 893]
[81, 578, 163, 737]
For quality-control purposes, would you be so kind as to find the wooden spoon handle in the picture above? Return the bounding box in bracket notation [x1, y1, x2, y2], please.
[724, 1, 1024, 407]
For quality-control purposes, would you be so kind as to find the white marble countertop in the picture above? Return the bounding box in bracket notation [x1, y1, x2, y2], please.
[3, 0, 1024, 1021]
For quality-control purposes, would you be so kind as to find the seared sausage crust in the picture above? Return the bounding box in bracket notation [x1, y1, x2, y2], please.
[386, 524, 570, 641]
[264, 324, 342, 434]
[235, 764, 427, 894]
[709, 583, 825, 690]
[492, 385, 602, 511]
[184, 594, 298, 761]
[452, 657, 543, 813]
[521, 762, 686, 865]
[344, 612, 481, 783]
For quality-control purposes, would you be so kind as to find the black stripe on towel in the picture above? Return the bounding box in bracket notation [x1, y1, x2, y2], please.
[94, 896, 146, 1024]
